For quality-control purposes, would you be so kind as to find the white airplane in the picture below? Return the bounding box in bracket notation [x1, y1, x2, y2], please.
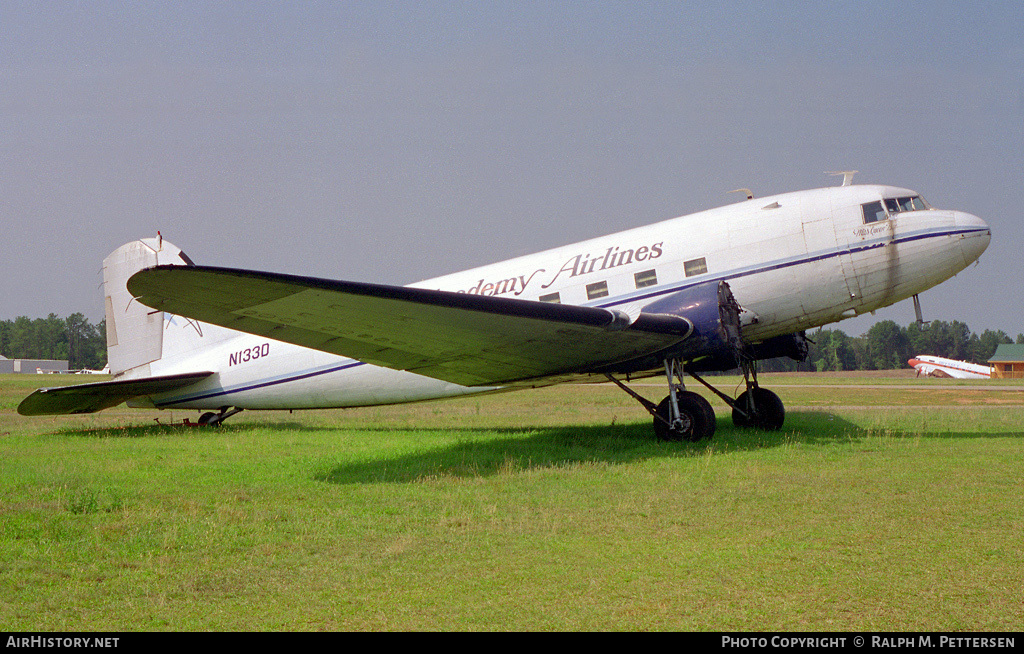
[73, 364, 110, 375]
[19, 180, 991, 441]
[34, 366, 107, 375]
[908, 355, 991, 379]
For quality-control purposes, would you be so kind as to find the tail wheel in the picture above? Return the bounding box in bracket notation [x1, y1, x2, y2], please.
[196, 407, 244, 426]
[198, 412, 220, 426]
[732, 387, 785, 431]
[654, 391, 716, 442]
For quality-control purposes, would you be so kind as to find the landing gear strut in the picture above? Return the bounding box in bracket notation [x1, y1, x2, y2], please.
[731, 357, 784, 431]
[607, 352, 787, 441]
[606, 358, 716, 442]
[197, 407, 243, 426]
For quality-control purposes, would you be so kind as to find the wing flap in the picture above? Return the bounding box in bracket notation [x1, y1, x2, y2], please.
[128, 266, 686, 386]
[17, 372, 215, 416]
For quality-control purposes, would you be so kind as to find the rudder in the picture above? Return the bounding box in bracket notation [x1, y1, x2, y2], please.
[103, 235, 195, 377]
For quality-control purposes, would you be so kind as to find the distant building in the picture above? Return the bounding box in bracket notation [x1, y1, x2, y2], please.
[988, 344, 1024, 379]
[0, 356, 69, 374]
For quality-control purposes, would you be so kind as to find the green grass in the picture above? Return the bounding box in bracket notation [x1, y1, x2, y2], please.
[1, 375, 1022, 630]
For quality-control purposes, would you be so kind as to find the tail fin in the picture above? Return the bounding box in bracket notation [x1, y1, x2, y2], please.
[18, 235, 219, 416]
[103, 235, 196, 377]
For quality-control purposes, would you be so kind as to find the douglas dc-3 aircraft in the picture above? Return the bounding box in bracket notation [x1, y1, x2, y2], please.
[908, 355, 991, 379]
[19, 179, 991, 441]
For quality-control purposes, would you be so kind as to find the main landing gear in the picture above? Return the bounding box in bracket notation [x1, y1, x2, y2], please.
[606, 355, 785, 442]
[606, 359, 714, 442]
[196, 406, 243, 426]
[730, 358, 785, 431]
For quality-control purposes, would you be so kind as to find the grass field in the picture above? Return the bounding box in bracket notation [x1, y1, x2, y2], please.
[2, 373, 1022, 631]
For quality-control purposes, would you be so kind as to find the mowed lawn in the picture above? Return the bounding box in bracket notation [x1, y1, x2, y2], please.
[2, 374, 1022, 631]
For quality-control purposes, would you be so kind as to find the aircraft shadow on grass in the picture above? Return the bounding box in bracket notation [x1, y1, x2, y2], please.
[57, 410, 1016, 485]
[311, 411, 1018, 485]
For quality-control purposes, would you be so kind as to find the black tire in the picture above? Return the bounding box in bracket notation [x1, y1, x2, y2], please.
[198, 412, 219, 426]
[731, 387, 785, 431]
[693, 393, 717, 440]
[654, 391, 715, 442]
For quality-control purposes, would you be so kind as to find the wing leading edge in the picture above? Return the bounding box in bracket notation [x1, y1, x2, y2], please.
[127, 266, 690, 386]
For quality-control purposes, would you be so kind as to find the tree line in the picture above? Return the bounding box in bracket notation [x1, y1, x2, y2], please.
[0, 314, 107, 371]
[762, 320, 1024, 373]
[2, 313, 1022, 375]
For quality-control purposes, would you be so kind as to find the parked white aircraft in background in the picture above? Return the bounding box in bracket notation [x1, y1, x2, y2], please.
[908, 355, 991, 379]
[74, 364, 110, 375]
[35, 365, 109, 375]
[20, 179, 991, 441]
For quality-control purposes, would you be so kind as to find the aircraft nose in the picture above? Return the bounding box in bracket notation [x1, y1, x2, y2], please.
[955, 211, 990, 264]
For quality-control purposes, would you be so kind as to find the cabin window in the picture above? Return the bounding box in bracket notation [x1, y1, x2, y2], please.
[586, 281, 609, 300]
[862, 201, 887, 224]
[634, 269, 658, 289]
[684, 257, 708, 277]
[539, 292, 561, 304]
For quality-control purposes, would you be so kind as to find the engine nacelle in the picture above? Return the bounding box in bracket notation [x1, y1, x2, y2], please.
[746, 331, 810, 362]
[620, 280, 743, 372]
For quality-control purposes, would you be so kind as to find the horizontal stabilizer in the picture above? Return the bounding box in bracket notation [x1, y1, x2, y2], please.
[17, 371, 215, 416]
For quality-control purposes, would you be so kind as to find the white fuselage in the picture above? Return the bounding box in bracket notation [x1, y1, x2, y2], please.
[908, 355, 992, 379]
[134, 184, 990, 411]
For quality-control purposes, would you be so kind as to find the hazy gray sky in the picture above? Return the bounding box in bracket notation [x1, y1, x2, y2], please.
[3, 1, 1022, 339]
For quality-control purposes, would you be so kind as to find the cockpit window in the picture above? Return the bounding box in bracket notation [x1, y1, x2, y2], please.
[896, 196, 928, 212]
[863, 195, 930, 223]
[862, 201, 887, 223]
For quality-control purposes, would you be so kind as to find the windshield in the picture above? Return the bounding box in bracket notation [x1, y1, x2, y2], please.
[885, 195, 929, 215]
[895, 196, 928, 212]
[863, 195, 930, 223]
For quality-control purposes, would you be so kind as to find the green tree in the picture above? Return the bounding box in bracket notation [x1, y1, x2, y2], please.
[0, 319, 10, 357]
[974, 329, 1012, 363]
[927, 320, 952, 358]
[907, 320, 950, 358]
[8, 317, 36, 358]
[40, 314, 69, 360]
[83, 319, 107, 369]
[1, 313, 106, 369]
[66, 313, 94, 369]
[866, 320, 909, 369]
[948, 320, 973, 361]
[809, 328, 859, 371]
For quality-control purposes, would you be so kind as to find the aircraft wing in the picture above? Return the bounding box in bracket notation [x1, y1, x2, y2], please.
[127, 266, 691, 387]
[923, 366, 970, 379]
[17, 371, 215, 416]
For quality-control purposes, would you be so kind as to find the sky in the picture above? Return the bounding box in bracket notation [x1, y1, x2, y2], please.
[2, 1, 1022, 341]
